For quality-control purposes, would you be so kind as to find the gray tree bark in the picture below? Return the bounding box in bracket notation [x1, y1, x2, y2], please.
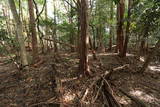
[8, 0, 28, 67]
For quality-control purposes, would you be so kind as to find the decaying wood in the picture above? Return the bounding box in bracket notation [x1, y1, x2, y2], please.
[81, 71, 121, 107]
[101, 78, 122, 107]
[113, 64, 129, 71]
[91, 80, 103, 103]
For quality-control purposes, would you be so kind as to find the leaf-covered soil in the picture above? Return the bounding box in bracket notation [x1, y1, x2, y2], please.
[0, 52, 160, 107]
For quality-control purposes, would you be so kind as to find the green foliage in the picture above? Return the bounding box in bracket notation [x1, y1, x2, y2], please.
[0, 15, 8, 41]
[131, 0, 160, 44]
[112, 0, 120, 4]
[0, 29, 8, 41]
[39, 18, 54, 27]
[57, 21, 77, 42]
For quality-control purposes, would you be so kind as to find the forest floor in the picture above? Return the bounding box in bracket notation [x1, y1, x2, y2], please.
[0, 51, 160, 107]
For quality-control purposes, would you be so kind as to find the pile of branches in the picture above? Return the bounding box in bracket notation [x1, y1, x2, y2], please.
[80, 68, 148, 107]
[80, 71, 121, 107]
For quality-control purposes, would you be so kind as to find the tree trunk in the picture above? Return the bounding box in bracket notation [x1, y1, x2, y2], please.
[140, 39, 160, 73]
[69, 1, 75, 52]
[122, 0, 132, 57]
[79, 0, 90, 75]
[8, 0, 28, 67]
[28, 0, 38, 63]
[116, 0, 125, 56]
[53, 4, 58, 52]
[139, 37, 146, 56]
[45, 1, 49, 52]
[109, 1, 113, 51]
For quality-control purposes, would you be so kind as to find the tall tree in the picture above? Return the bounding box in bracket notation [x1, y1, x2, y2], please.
[8, 0, 28, 67]
[79, 0, 90, 75]
[53, 3, 58, 52]
[116, 0, 125, 56]
[122, 0, 132, 57]
[28, 0, 38, 63]
[109, 0, 114, 51]
[68, 0, 75, 52]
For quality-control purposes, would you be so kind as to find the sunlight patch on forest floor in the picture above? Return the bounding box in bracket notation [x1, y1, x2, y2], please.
[149, 65, 160, 72]
[140, 57, 145, 62]
[63, 92, 76, 103]
[130, 90, 159, 103]
[119, 96, 132, 105]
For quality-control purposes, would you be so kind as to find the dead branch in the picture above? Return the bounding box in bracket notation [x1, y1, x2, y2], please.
[91, 80, 103, 103]
[81, 71, 121, 107]
[101, 77, 122, 107]
[105, 64, 130, 79]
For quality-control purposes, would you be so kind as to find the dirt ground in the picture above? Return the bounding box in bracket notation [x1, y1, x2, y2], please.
[0, 52, 160, 107]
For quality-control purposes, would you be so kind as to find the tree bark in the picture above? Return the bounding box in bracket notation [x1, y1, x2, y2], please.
[122, 0, 132, 57]
[109, 1, 113, 51]
[53, 4, 58, 52]
[28, 0, 38, 63]
[69, 0, 75, 52]
[79, 0, 90, 75]
[8, 0, 28, 67]
[116, 0, 125, 56]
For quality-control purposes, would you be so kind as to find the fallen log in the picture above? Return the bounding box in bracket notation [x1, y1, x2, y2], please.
[102, 79, 122, 107]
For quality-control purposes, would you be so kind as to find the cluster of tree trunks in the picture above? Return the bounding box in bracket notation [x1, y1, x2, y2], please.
[115, 0, 132, 57]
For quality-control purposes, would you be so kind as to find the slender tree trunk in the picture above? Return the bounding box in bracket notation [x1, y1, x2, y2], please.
[109, 1, 113, 51]
[8, 0, 28, 67]
[69, 0, 75, 52]
[116, 0, 125, 56]
[122, 0, 132, 57]
[140, 39, 160, 73]
[90, 25, 96, 50]
[139, 35, 147, 56]
[45, 1, 49, 52]
[28, 0, 38, 63]
[53, 4, 58, 52]
[79, 0, 90, 75]
[77, 11, 81, 54]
